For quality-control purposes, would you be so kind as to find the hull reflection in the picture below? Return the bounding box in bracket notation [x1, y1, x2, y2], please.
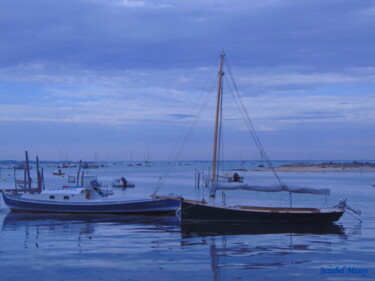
[181, 221, 345, 238]
[2, 212, 180, 232]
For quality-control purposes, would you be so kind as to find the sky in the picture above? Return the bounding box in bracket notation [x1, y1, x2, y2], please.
[0, 0, 375, 161]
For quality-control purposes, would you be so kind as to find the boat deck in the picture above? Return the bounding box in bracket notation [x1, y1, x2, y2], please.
[152, 195, 343, 214]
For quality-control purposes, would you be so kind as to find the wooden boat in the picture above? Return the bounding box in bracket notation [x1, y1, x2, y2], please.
[159, 53, 351, 223]
[179, 198, 344, 223]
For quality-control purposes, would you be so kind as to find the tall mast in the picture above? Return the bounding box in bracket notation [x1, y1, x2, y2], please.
[212, 53, 225, 182]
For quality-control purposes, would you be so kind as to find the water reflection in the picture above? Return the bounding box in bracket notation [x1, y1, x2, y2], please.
[2, 212, 181, 232]
[0, 211, 355, 281]
[1, 212, 181, 253]
[180, 221, 346, 238]
[3, 212, 346, 237]
[180, 221, 348, 281]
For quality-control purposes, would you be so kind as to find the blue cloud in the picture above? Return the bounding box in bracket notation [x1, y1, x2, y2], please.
[1, 0, 375, 159]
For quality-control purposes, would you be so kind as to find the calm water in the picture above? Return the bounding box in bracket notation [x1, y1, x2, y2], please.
[0, 161, 374, 281]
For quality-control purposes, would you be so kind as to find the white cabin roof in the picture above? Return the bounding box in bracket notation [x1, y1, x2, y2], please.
[41, 187, 86, 195]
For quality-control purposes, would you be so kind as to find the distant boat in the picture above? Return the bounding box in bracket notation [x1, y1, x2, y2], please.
[14, 178, 27, 188]
[58, 162, 77, 168]
[81, 162, 99, 169]
[112, 177, 135, 188]
[372, 181, 375, 187]
[158, 53, 349, 223]
[217, 172, 243, 183]
[13, 163, 32, 170]
[52, 169, 65, 176]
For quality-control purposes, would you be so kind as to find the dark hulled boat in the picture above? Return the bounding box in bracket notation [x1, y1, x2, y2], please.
[179, 199, 344, 223]
[159, 53, 351, 223]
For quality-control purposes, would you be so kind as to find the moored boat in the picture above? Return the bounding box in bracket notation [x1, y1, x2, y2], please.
[52, 169, 65, 176]
[1, 187, 179, 214]
[179, 198, 345, 223]
[1, 152, 179, 214]
[112, 177, 135, 188]
[155, 53, 357, 224]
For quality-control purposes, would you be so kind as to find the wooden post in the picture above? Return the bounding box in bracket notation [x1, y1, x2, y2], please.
[23, 165, 26, 189]
[25, 151, 32, 190]
[36, 156, 41, 193]
[41, 167, 45, 191]
[77, 160, 82, 186]
[14, 168, 17, 189]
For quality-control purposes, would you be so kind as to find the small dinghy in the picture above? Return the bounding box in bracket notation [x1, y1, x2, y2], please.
[112, 177, 135, 188]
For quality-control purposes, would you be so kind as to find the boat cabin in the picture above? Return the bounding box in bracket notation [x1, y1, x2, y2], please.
[21, 186, 105, 202]
[66, 174, 98, 188]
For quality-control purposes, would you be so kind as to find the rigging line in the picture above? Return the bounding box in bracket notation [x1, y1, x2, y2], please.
[172, 76, 218, 162]
[223, 74, 272, 171]
[152, 75, 218, 195]
[153, 84, 215, 194]
[167, 57, 220, 166]
[223, 75, 265, 160]
[226, 74, 283, 185]
[174, 76, 218, 159]
[223, 58, 284, 185]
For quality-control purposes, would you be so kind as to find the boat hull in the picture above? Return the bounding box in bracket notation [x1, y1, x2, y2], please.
[1, 193, 179, 214]
[180, 200, 344, 223]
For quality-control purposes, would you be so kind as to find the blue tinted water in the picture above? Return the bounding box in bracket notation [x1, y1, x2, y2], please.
[0, 161, 374, 280]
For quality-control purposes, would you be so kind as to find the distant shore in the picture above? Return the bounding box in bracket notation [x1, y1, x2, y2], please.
[246, 161, 375, 172]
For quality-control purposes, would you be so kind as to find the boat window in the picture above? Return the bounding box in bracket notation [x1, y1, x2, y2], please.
[49, 195, 55, 199]
[68, 175, 76, 183]
[64, 196, 69, 200]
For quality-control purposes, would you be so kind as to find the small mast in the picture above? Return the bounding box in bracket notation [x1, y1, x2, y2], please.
[212, 53, 225, 182]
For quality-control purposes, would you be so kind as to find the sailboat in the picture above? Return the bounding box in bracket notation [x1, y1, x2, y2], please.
[157, 53, 353, 223]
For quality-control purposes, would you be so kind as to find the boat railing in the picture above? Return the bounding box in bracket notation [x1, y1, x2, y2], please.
[98, 183, 114, 196]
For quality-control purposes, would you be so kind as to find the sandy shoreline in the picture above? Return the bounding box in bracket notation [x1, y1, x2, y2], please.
[251, 167, 375, 172]
[243, 162, 375, 172]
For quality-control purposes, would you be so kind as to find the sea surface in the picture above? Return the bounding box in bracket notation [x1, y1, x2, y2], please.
[0, 160, 374, 281]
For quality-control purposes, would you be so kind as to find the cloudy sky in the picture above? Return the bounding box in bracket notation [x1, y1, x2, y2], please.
[1, 0, 374, 161]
